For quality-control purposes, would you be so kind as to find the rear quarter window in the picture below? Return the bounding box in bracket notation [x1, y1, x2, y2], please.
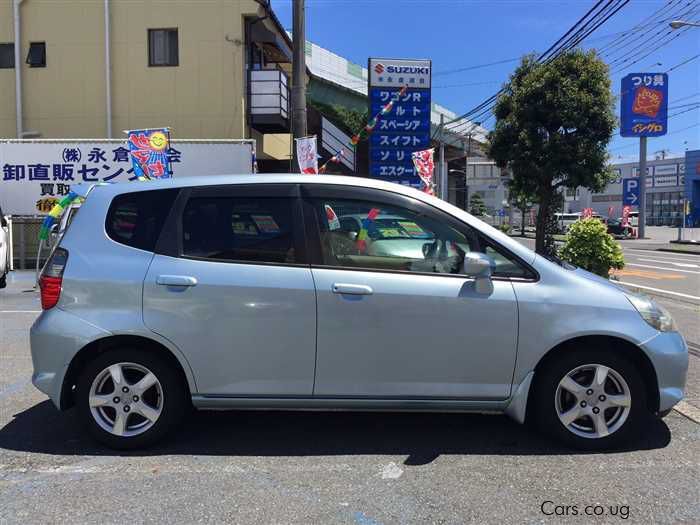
[106, 189, 178, 251]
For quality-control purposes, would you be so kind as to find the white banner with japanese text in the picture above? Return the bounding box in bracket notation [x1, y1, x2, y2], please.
[0, 140, 255, 215]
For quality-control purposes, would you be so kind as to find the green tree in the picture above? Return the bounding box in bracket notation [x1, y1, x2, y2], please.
[306, 99, 368, 136]
[469, 193, 487, 216]
[507, 182, 536, 237]
[487, 50, 616, 254]
[560, 218, 624, 277]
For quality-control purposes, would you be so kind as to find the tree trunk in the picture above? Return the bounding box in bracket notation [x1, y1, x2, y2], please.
[535, 191, 552, 255]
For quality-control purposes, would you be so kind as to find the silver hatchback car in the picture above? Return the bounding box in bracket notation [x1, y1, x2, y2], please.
[31, 175, 688, 450]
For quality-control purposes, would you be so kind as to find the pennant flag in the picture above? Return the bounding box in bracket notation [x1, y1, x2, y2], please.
[412, 148, 436, 195]
[126, 128, 173, 180]
[295, 136, 319, 174]
[38, 192, 81, 240]
[318, 149, 345, 174]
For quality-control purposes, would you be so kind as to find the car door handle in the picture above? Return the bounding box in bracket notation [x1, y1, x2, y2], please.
[156, 275, 198, 287]
[332, 283, 373, 295]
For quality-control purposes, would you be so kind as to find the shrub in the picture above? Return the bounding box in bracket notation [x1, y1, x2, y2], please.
[559, 218, 624, 278]
[498, 223, 512, 235]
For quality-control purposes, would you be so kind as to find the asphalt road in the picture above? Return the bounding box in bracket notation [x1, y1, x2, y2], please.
[1, 271, 698, 524]
[513, 236, 700, 302]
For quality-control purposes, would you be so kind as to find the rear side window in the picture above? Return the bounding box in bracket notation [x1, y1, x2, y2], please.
[182, 197, 297, 264]
[106, 189, 178, 251]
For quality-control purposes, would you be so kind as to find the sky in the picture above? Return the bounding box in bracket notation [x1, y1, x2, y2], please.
[270, 0, 700, 163]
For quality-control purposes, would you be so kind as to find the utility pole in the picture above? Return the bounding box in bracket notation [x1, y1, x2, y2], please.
[291, 0, 307, 159]
[638, 136, 647, 239]
[438, 114, 446, 200]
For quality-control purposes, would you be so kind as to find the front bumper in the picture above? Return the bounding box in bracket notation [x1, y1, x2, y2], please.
[30, 307, 111, 409]
[641, 331, 689, 413]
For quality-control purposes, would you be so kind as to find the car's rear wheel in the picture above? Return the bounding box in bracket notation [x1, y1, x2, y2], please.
[532, 348, 648, 450]
[76, 348, 188, 449]
[0, 273, 6, 289]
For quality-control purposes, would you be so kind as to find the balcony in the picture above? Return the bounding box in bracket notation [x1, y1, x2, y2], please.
[248, 69, 290, 133]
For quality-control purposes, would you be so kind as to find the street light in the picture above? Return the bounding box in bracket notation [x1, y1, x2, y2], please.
[669, 20, 700, 29]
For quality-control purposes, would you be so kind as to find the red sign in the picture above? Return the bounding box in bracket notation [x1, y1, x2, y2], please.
[622, 205, 631, 226]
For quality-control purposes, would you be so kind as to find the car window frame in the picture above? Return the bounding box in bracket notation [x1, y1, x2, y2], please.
[300, 183, 538, 282]
[155, 183, 309, 267]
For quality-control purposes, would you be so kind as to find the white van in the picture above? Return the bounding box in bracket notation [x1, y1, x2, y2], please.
[0, 205, 8, 289]
[554, 213, 581, 233]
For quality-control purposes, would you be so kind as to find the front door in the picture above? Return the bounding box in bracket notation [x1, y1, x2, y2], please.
[143, 184, 317, 396]
[303, 185, 523, 400]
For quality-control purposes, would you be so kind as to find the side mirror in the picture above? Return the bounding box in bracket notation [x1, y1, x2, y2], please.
[462, 252, 495, 294]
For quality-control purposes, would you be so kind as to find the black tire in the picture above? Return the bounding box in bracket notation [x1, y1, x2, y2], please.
[76, 348, 189, 449]
[531, 347, 649, 451]
[0, 273, 6, 289]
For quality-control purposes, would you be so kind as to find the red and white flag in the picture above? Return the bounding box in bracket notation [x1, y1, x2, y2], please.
[296, 136, 318, 174]
[412, 148, 435, 195]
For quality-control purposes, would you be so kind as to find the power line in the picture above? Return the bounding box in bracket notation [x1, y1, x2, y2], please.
[445, 0, 630, 134]
[608, 122, 699, 152]
[665, 53, 700, 73]
[432, 57, 521, 77]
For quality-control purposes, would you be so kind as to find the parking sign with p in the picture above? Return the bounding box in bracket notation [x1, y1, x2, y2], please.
[622, 178, 640, 206]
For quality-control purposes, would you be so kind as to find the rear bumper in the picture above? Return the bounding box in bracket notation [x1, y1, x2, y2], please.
[641, 331, 689, 413]
[30, 307, 111, 409]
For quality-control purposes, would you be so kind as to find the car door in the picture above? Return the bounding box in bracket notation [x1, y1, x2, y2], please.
[143, 184, 317, 396]
[303, 184, 527, 400]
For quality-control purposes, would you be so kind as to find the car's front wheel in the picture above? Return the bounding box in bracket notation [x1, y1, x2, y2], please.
[532, 348, 648, 450]
[76, 348, 189, 449]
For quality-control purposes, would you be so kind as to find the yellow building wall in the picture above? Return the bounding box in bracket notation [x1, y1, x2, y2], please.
[0, 0, 17, 137]
[0, 0, 261, 139]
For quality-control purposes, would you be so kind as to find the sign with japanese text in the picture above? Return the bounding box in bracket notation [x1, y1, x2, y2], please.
[620, 73, 668, 137]
[126, 128, 172, 179]
[368, 58, 431, 187]
[0, 140, 255, 215]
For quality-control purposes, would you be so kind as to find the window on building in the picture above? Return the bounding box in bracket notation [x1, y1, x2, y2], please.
[0, 43, 14, 69]
[148, 29, 178, 67]
[26, 42, 46, 67]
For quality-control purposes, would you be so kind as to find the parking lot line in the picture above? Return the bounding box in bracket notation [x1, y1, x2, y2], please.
[617, 282, 700, 301]
[0, 310, 41, 313]
[636, 257, 700, 268]
[626, 263, 700, 275]
[625, 249, 700, 259]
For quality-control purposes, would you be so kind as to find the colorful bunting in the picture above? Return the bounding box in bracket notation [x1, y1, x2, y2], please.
[349, 85, 408, 147]
[318, 149, 345, 174]
[356, 207, 381, 253]
[38, 192, 81, 240]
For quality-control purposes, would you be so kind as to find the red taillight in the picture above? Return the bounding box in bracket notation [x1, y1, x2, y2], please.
[39, 248, 68, 310]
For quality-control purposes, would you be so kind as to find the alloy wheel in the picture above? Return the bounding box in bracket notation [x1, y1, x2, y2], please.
[89, 362, 164, 437]
[554, 363, 631, 439]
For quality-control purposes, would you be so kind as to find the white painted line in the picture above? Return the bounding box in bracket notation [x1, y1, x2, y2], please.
[618, 281, 700, 301]
[625, 249, 700, 259]
[637, 257, 700, 268]
[380, 462, 404, 479]
[674, 401, 700, 424]
[626, 263, 700, 274]
[0, 310, 41, 313]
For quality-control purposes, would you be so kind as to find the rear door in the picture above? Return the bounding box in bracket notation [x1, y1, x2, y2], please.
[143, 184, 317, 396]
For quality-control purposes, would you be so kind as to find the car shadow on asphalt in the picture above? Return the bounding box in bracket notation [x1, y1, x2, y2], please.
[0, 401, 672, 464]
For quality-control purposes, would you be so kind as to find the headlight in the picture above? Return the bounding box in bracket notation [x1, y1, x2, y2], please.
[625, 293, 678, 332]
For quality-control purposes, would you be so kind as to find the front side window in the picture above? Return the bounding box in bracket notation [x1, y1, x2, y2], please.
[311, 197, 533, 279]
[311, 198, 478, 275]
[148, 29, 178, 67]
[106, 189, 179, 251]
[182, 197, 296, 264]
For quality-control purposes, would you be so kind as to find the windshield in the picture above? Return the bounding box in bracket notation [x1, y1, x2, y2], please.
[368, 218, 435, 240]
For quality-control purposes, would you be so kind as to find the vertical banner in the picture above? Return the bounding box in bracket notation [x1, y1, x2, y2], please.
[296, 136, 319, 174]
[622, 205, 631, 226]
[582, 207, 593, 219]
[620, 73, 668, 137]
[411, 148, 435, 195]
[368, 58, 431, 187]
[608, 206, 615, 219]
[126, 128, 172, 179]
